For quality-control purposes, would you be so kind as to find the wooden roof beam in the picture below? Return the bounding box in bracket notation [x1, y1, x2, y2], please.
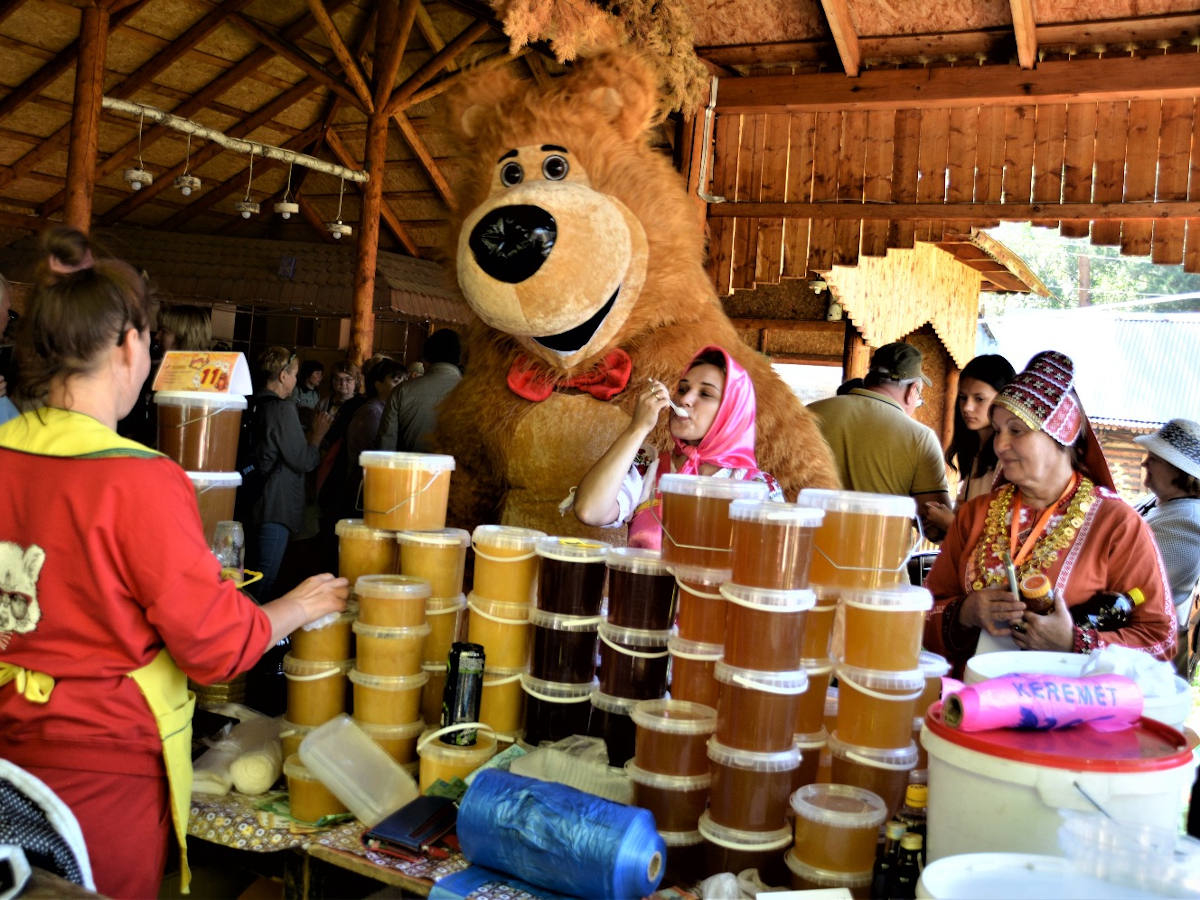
[396, 46, 525, 113]
[0, 0, 27, 29]
[414, 3, 457, 73]
[306, 0, 374, 112]
[391, 110, 455, 209]
[819, 0, 860, 77]
[717, 54, 1200, 113]
[297, 193, 338, 242]
[373, 0, 418, 110]
[1010, 0, 1037, 70]
[323, 127, 420, 256]
[707, 200, 1200, 220]
[383, 18, 492, 117]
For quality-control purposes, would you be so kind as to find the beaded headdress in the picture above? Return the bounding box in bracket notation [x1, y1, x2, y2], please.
[992, 350, 1081, 446]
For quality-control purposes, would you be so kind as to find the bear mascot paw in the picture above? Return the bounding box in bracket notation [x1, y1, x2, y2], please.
[434, 49, 840, 538]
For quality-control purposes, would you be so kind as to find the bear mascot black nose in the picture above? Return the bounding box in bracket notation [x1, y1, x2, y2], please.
[468, 205, 557, 284]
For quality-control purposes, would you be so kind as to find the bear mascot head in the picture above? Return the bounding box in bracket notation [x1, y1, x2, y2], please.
[435, 50, 839, 537]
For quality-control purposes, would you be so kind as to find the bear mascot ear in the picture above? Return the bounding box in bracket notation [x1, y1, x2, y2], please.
[446, 65, 526, 142]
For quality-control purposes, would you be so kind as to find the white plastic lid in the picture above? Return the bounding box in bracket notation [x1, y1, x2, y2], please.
[793, 727, 829, 750]
[534, 535, 611, 562]
[353, 718, 427, 739]
[697, 812, 792, 850]
[527, 607, 602, 631]
[154, 390, 247, 409]
[348, 669, 430, 690]
[335, 518, 393, 540]
[472, 524, 546, 550]
[728, 499, 825, 526]
[186, 471, 242, 488]
[784, 851, 874, 887]
[720, 582, 815, 613]
[359, 450, 455, 470]
[796, 488, 916, 518]
[351, 621, 432, 640]
[835, 661, 925, 693]
[840, 583, 933, 612]
[657, 829, 704, 848]
[625, 761, 711, 791]
[658, 473, 770, 500]
[591, 690, 640, 715]
[706, 736, 801, 772]
[282, 654, 352, 677]
[427, 593, 468, 613]
[395, 527, 470, 548]
[631, 699, 717, 735]
[520, 673, 597, 701]
[713, 661, 808, 695]
[826, 731, 919, 770]
[354, 574, 432, 601]
[669, 563, 733, 586]
[667, 635, 724, 660]
[466, 592, 532, 619]
[919, 649, 952, 678]
[605, 546, 670, 576]
[790, 782, 888, 830]
[597, 621, 673, 648]
[800, 657, 835, 676]
[422, 661, 448, 674]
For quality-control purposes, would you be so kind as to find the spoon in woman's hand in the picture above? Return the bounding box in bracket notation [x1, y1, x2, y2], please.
[649, 378, 689, 418]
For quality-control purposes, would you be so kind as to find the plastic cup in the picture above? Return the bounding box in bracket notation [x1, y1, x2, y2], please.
[466, 593, 531, 669]
[155, 391, 245, 472]
[520, 674, 595, 746]
[283, 655, 351, 726]
[187, 471, 241, 546]
[360, 451, 454, 531]
[355, 574, 431, 628]
[632, 698, 717, 777]
[529, 607, 600, 684]
[352, 621, 431, 676]
[792, 729, 827, 792]
[658, 475, 769, 573]
[591, 690, 639, 767]
[835, 662, 924, 749]
[396, 528, 470, 598]
[626, 762, 711, 832]
[354, 718, 426, 764]
[794, 658, 834, 735]
[698, 813, 793, 882]
[605, 547, 676, 631]
[471, 525, 545, 604]
[280, 719, 314, 761]
[838, 583, 932, 671]
[336, 518, 398, 586]
[729, 500, 824, 590]
[798, 489, 916, 588]
[423, 594, 467, 665]
[596, 622, 671, 700]
[480, 667, 527, 738]
[289, 609, 355, 662]
[673, 568, 729, 644]
[534, 536, 610, 616]
[721, 583, 814, 671]
[714, 661, 807, 752]
[706, 738, 801, 832]
[349, 668, 428, 725]
[417, 723, 497, 792]
[668, 636, 723, 709]
[790, 783, 888, 873]
[660, 829, 706, 890]
[827, 731, 919, 820]
[284, 754, 347, 823]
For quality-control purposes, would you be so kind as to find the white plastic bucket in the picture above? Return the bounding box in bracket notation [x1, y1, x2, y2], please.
[916, 852, 1166, 899]
[921, 704, 1197, 863]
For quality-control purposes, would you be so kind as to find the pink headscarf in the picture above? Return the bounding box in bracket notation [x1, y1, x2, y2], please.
[671, 345, 762, 476]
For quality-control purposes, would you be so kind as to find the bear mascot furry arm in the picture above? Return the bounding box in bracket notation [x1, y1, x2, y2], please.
[435, 50, 840, 537]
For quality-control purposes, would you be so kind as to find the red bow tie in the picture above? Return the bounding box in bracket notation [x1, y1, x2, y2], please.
[507, 348, 633, 402]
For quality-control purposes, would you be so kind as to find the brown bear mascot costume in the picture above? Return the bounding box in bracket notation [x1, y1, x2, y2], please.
[435, 50, 840, 537]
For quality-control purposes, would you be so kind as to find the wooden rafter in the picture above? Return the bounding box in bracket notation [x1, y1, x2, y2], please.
[229, 12, 363, 110]
[1010, 0, 1038, 70]
[414, 3, 458, 73]
[373, 0, 418, 111]
[396, 46, 525, 113]
[0, 0, 27, 29]
[306, 0, 374, 112]
[818, 0, 860, 77]
[383, 18, 492, 116]
[706, 200, 1200, 220]
[717, 55, 1200, 113]
[391, 111, 455, 208]
[298, 194, 337, 242]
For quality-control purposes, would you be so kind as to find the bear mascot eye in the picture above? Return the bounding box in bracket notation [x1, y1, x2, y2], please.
[541, 155, 569, 181]
[500, 161, 524, 187]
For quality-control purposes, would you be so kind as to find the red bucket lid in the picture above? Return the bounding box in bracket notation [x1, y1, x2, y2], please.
[924, 701, 1192, 773]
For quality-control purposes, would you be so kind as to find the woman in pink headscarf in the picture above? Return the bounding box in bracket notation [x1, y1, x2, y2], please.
[571, 345, 782, 548]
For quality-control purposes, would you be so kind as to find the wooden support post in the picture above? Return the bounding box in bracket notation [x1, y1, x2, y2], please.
[64, 5, 109, 231]
[941, 367, 959, 452]
[841, 319, 870, 380]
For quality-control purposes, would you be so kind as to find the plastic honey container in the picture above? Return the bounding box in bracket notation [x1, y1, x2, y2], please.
[673, 567, 728, 645]
[349, 668, 428, 725]
[658, 474, 768, 574]
[528, 607, 600, 684]
[396, 528, 470, 598]
[283, 655, 351, 726]
[784, 852, 873, 898]
[827, 731, 919, 820]
[520, 674, 596, 746]
[837, 583, 932, 671]
[790, 783, 890, 872]
[835, 663, 924, 749]
[660, 830, 706, 890]
[591, 690, 640, 767]
[728, 500, 824, 590]
[283, 754, 347, 823]
[280, 719, 315, 761]
[354, 718, 426, 764]
[534, 536, 610, 616]
[466, 593, 531, 669]
[706, 738, 801, 832]
[359, 451, 454, 531]
[289, 609, 355, 662]
[792, 729, 828, 791]
[187, 471, 241, 546]
[155, 391, 246, 472]
[798, 489, 916, 588]
[596, 622, 671, 701]
[355, 575, 431, 628]
[698, 812, 792, 877]
[667, 636, 723, 709]
[417, 723, 498, 792]
[714, 662, 807, 752]
[352, 621, 430, 676]
[336, 519, 398, 586]
[803, 586, 839, 660]
[471, 525, 545, 604]
[423, 594, 467, 664]
[479, 667, 527, 739]
[720, 583, 814, 671]
[421, 662, 447, 725]
[794, 658, 834, 735]
[626, 762, 711, 833]
[632, 699, 717, 777]
[918, 650, 951, 718]
[605, 547, 676, 631]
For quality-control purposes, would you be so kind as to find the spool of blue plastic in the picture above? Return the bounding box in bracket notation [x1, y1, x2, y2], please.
[456, 769, 666, 897]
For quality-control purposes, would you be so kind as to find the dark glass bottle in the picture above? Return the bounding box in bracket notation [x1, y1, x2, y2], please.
[871, 819, 907, 899]
[1071, 588, 1145, 631]
[897, 784, 928, 865]
[889, 832, 923, 900]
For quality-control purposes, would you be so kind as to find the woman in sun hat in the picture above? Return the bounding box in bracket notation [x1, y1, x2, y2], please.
[924, 350, 1175, 674]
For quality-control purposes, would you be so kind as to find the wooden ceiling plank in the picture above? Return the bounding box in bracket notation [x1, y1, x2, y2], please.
[707, 199, 1200, 220]
[414, 3, 457, 73]
[973, 105, 1005, 205]
[1120, 99, 1161, 256]
[753, 114, 790, 285]
[832, 109, 866, 264]
[807, 110, 842, 272]
[731, 114, 765, 290]
[1031, 104, 1066, 228]
[306, 0, 374, 112]
[1009, 0, 1037, 70]
[860, 108, 895, 257]
[708, 113, 740, 295]
[383, 18, 492, 116]
[915, 107, 950, 243]
[717, 55, 1200, 114]
[229, 12, 362, 110]
[1151, 98, 1193, 264]
[1090, 100, 1129, 245]
[1060, 102, 1097, 238]
[887, 108, 920, 249]
[819, 0, 861, 77]
[943, 106, 978, 238]
[0, 0, 27, 29]
[391, 110, 454, 209]
[1001, 105, 1035, 207]
[780, 112, 815, 278]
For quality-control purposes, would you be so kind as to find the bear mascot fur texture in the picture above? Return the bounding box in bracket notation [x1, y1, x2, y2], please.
[435, 50, 840, 537]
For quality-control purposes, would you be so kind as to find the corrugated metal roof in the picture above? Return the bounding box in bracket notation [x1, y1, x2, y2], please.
[984, 310, 1200, 427]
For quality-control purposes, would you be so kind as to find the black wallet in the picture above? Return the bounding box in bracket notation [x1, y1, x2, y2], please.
[362, 795, 458, 858]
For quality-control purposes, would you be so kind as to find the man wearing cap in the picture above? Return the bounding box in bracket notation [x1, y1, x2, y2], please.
[808, 342, 951, 539]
